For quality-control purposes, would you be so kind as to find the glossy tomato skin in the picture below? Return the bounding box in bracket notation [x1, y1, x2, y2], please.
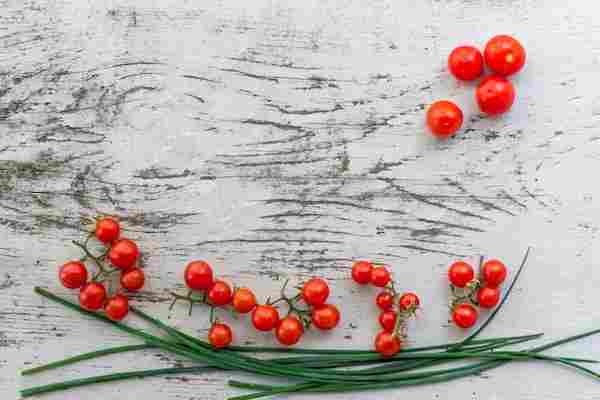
[208, 323, 233, 349]
[108, 239, 139, 270]
[59, 261, 88, 289]
[351, 261, 373, 284]
[232, 288, 257, 314]
[398, 292, 420, 312]
[311, 304, 341, 330]
[184, 261, 214, 290]
[484, 35, 526, 76]
[105, 294, 129, 321]
[448, 261, 475, 288]
[376, 291, 394, 311]
[302, 278, 330, 306]
[478, 286, 501, 309]
[95, 217, 120, 244]
[374, 331, 402, 357]
[120, 268, 145, 291]
[275, 316, 304, 346]
[476, 76, 515, 115]
[426, 100, 463, 139]
[370, 266, 391, 287]
[379, 311, 398, 333]
[208, 280, 233, 306]
[448, 46, 484, 81]
[481, 259, 507, 287]
[452, 303, 478, 328]
[79, 282, 107, 310]
[252, 305, 280, 331]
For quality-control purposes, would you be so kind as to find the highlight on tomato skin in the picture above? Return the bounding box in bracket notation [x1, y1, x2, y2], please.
[426, 100, 464, 139]
[484, 34, 526, 76]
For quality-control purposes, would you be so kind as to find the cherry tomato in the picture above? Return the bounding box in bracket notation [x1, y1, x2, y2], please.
[378, 310, 397, 333]
[398, 292, 420, 312]
[476, 76, 515, 115]
[426, 100, 463, 139]
[252, 305, 280, 331]
[302, 278, 330, 307]
[311, 304, 340, 330]
[120, 268, 145, 291]
[448, 261, 475, 288]
[79, 282, 107, 311]
[370, 266, 391, 287]
[184, 261, 214, 291]
[95, 217, 120, 244]
[484, 35, 526, 76]
[376, 291, 394, 311]
[108, 239, 139, 270]
[59, 261, 88, 289]
[478, 286, 501, 309]
[104, 294, 129, 321]
[452, 303, 478, 328]
[275, 316, 304, 346]
[351, 261, 373, 284]
[207, 280, 233, 306]
[481, 259, 507, 287]
[208, 323, 233, 349]
[374, 331, 402, 357]
[232, 288, 257, 314]
[448, 45, 484, 81]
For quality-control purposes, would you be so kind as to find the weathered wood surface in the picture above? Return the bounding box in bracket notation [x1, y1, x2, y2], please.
[2, 1, 600, 398]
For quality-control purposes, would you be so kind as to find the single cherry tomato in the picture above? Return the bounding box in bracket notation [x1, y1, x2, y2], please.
[476, 76, 515, 115]
[232, 288, 257, 314]
[379, 310, 398, 333]
[376, 291, 394, 311]
[398, 292, 420, 312]
[426, 100, 463, 139]
[374, 331, 402, 357]
[448, 45, 484, 81]
[184, 261, 214, 291]
[108, 239, 139, 270]
[351, 261, 373, 284]
[252, 305, 280, 331]
[478, 286, 501, 309]
[481, 259, 507, 287]
[120, 268, 145, 291]
[484, 35, 526, 76]
[448, 261, 475, 288]
[370, 266, 391, 287]
[95, 217, 120, 244]
[59, 261, 88, 289]
[104, 294, 129, 321]
[452, 303, 478, 328]
[208, 280, 233, 306]
[208, 323, 233, 349]
[275, 316, 304, 346]
[311, 304, 340, 330]
[302, 278, 330, 307]
[79, 282, 107, 311]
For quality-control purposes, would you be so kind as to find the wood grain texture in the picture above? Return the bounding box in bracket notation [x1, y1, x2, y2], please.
[2, 0, 600, 398]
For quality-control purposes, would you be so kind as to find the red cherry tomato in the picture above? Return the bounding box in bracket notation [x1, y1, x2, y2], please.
[208, 323, 233, 349]
[378, 310, 397, 333]
[448, 261, 475, 288]
[398, 292, 420, 312]
[275, 316, 304, 346]
[481, 259, 507, 287]
[448, 45, 484, 81]
[302, 278, 330, 307]
[478, 286, 501, 309]
[104, 294, 129, 321]
[484, 35, 526, 76]
[207, 280, 233, 306]
[426, 100, 463, 139]
[374, 331, 402, 357]
[251, 305, 280, 331]
[370, 266, 391, 287]
[351, 261, 373, 284]
[376, 291, 394, 311]
[59, 261, 88, 289]
[79, 282, 107, 311]
[95, 217, 120, 244]
[476, 76, 515, 115]
[311, 304, 340, 330]
[452, 303, 478, 328]
[184, 261, 214, 290]
[120, 268, 145, 291]
[108, 239, 139, 270]
[232, 288, 257, 314]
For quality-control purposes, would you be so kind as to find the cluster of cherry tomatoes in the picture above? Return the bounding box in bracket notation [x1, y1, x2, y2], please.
[427, 34, 526, 139]
[181, 261, 341, 349]
[448, 258, 508, 328]
[352, 261, 421, 357]
[58, 218, 145, 321]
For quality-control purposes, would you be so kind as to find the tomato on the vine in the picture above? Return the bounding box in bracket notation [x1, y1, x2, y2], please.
[79, 282, 107, 311]
[95, 217, 120, 244]
[311, 304, 340, 330]
[478, 286, 501, 309]
[208, 323, 233, 349]
[232, 288, 257, 314]
[448, 261, 475, 288]
[378, 310, 397, 333]
[184, 261, 214, 291]
[120, 268, 145, 291]
[108, 239, 139, 270]
[452, 303, 478, 328]
[448, 45, 484, 81]
[105, 294, 129, 321]
[59, 261, 88, 289]
[481, 259, 507, 287]
[370, 266, 391, 287]
[476, 76, 515, 115]
[376, 291, 394, 311]
[302, 278, 330, 307]
[207, 280, 233, 306]
[351, 260, 373, 284]
[426, 100, 463, 139]
[398, 292, 420, 312]
[484, 35, 526, 76]
[251, 305, 279, 331]
[275, 316, 304, 346]
[374, 331, 401, 357]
